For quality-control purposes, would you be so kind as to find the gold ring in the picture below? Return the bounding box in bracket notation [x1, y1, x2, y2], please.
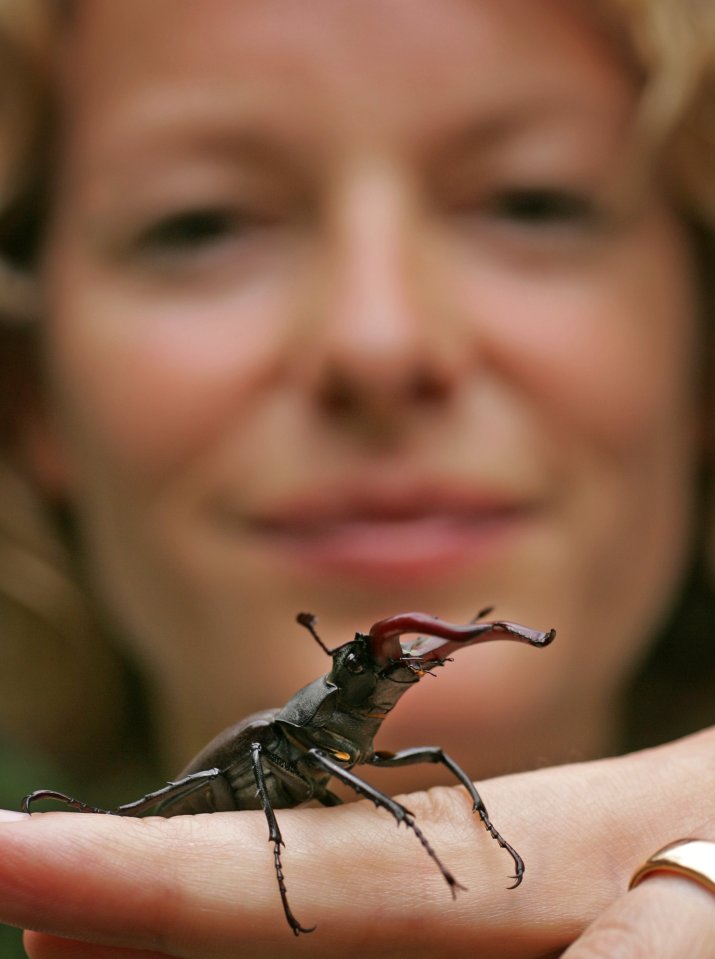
[629, 839, 715, 896]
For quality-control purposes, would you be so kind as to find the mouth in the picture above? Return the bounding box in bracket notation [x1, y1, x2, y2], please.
[214, 482, 540, 586]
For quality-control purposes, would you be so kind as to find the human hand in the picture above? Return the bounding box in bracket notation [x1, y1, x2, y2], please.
[555, 875, 715, 959]
[1, 726, 712, 959]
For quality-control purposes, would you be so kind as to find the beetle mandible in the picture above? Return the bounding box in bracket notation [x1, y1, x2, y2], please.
[24, 608, 555, 935]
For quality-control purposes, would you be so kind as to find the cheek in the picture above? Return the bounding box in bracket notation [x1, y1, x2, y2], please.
[495, 298, 693, 456]
[454, 221, 699, 458]
[43, 282, 289, 485]
[449, 215, 700, 703]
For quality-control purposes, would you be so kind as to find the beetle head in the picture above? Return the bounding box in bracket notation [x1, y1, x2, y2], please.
[295, 609, 555, 681]
[296, 613, 386, 699]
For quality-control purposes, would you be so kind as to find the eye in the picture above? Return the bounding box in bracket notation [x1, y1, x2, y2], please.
[345, 651, 365, 674]
[488, 188, 599, 228]
[137, 208, 241, 255]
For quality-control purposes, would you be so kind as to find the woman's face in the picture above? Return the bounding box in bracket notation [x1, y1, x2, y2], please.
[36, 0, 700, 771]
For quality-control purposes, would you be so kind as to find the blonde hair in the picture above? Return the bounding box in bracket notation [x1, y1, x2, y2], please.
[0, 0, 714, 774]
[605, 0, 715, 223]
[0, 0, 142, 774]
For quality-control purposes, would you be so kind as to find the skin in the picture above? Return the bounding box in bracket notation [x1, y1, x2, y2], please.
[31, 0, 699, 786]
[10, 0, 712, 954]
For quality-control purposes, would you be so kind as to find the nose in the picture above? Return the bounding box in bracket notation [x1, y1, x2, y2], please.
[296, 163, 470, 427]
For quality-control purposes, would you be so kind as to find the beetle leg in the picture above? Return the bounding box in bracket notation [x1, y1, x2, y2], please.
[22, 790, 107, 815]
[121, 768, 234, 816]
[250, 742, 316, 936]
[369, 747, 524, 888]
[307, 747, 465, 897]
[23, 769, 233, 818]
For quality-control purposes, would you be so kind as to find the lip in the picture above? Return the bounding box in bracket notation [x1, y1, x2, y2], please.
[214, 481, 540, 586]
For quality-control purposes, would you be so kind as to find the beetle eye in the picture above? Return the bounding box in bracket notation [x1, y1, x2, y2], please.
[345, 651, 365, 674]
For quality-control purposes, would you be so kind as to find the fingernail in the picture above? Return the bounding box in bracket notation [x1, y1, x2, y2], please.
[0, 809, 29, 822]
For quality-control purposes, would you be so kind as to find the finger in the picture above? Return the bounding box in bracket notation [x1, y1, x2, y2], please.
[24, 931, 173, 959]
[0, 781, 586, 959]
[0, 797, 548, 959]
[1, 808, 307, 957]
[560, 877, 715, 958]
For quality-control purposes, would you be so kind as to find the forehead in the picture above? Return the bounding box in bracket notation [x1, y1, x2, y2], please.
[61, 0, 636, 154]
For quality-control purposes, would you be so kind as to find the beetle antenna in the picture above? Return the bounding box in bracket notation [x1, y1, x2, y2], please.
[296, 612, 334, 656]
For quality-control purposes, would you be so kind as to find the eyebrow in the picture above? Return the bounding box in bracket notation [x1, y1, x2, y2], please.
[80, 115, 313, 195]
[439, 90, 630, 144]
[419, 91, 637, 182]
[71, 78, 309, 164]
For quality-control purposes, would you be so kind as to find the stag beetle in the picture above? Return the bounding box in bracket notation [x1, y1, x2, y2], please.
[24, 609, 554, 935]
